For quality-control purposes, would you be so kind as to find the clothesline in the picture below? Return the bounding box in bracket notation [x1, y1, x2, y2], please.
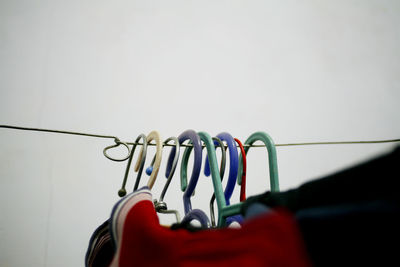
[1, 124, 400, 148]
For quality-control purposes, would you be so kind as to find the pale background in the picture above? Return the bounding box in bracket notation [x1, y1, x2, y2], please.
[1, 1, 399, 266]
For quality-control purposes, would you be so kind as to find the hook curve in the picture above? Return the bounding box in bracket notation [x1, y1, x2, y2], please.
[159, 136, 180, 202]
[234, 138, 247, 202]
[181, 136, 227, 227]
[153, 136, 181, 223]
[237, 132, 279, 192]
[118, 134, 148, 197]
[165, 129, 202, 214]
[204, 132, 238, 205]
[216, 132, 279, 227]
[136, 131, 163, 189]
[103, 138, 131, 162]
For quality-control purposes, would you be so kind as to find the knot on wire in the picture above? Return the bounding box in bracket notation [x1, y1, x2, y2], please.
[103, 138, 131, 162]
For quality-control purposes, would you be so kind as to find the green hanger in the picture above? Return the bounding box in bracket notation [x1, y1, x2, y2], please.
[197, 132, 226, 224]
[180, 140, 192, 192]
[237, 131, 279, 192]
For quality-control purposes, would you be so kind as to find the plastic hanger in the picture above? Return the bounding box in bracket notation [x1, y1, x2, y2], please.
[208, 137, 227, 227]
[214, 131, 279, 227]
[118, 134, 148, 197]
[208, 137, 247, 227]
[236, 132, 279, 190]
[180, 136, 227, 228]
[234, 138, 247, 202]
[135, 131, 163, 189]
[165, 130, 203, 214]
[179, 209, 210, 228]
[204, 132, 239, 205]
[179, 138, 211, 227]
[192, 131, 226, 226]
[153, 137, 181, 223]
[165, 130, 209, 227]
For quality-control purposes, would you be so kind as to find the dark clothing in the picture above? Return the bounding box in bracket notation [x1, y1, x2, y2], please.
[241, 146, 400, 267]
[242, 146, 400, 213]
[296, 200, 400, 266]
[85, 220, 114, 267]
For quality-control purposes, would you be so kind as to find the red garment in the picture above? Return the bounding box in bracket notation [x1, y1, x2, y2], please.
[110, 190, 311, 267]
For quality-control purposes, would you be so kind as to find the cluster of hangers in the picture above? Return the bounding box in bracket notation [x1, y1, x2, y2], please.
[105, 130, 278, 228]
[1, 124, 400, 228]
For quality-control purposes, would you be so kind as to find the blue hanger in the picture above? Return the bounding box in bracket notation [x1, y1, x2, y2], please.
[165, 130, 211, 228]
[178, 136, 210, 227]
[180, 209, 210, 228]
[202, 132, 243, 227]
[180, 136, 227, 228]
[204, 132, 239, 205]
[165, 130, 203, 214]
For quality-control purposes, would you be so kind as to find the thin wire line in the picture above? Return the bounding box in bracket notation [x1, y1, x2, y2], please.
[1, 124, 400, 147]
[274, 140, 400, 147]
[0, 125, 120, 141]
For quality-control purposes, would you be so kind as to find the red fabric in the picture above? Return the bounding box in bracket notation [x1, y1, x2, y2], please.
[112, 200, 311, 267]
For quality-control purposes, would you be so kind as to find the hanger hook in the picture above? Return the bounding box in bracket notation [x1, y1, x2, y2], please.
[237, 132, 279, 192]
[181, 136, 226, 227]
[118, 134, 148, 197]
[204, 132, 239, 205]
[207, 137, 226, 227]
[159, 137, 180, 202]
[165, 130, 203, 215]
[103, 138, 131, 162]
[234, 138, 247, 202]
[136, 131, 163, 190]
[153, 136, 181, 223]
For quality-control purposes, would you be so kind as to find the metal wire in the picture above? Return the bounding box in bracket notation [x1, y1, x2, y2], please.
[0, 124, 119, 140]
[1, 124, 400, 148]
